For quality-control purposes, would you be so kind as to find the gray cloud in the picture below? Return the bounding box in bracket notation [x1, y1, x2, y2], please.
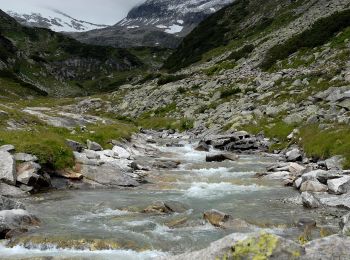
[0, 0, 145, 24]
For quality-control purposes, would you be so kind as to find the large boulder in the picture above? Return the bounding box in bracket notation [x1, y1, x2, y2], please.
[303, 235, 350, 259]
[300, 180, 328, 192]
[327, 176, 350, 195]
[206, 153, 239, 162]
[325, 156, 344, 170]
[163, 232, 303, 260]
[301, 192, 321, 208]
[16, 162, 41, 186]
[289, 163, 306, 176]
[0, 145, 15, 153]
[0, 209, 40, 239]
[0, 183, 28, 198]
[0, 151, 16, 185]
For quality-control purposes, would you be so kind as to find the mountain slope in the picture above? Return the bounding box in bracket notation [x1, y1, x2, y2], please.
[7, 9, 108, 32]
[0, 10, 143, 99]
[70, 0, 233, 48]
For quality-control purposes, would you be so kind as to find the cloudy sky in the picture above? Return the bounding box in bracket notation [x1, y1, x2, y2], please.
[0, 0, 145, 25]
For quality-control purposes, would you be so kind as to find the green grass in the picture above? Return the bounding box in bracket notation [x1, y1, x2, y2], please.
[261, 9, 350, 70]
[299, 125, 350, 169]
[220, 85, 241, 99]
[0, 123, 136, 170]
[226, 44, 254, 61]
[203, 61, 236, 76]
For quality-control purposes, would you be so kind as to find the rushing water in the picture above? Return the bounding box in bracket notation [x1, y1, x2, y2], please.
[0, 142, 337, 259]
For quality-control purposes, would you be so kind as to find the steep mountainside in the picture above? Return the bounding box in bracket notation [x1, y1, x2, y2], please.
[70, 0, 233, 48]
[0, 10, 143, 98]
[7, 9, 108, 32]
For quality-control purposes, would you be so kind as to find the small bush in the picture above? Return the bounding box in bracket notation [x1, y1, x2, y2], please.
[220, 86, 241, 99]
[157, 74, 186, 85]
[261, 9, 350, 70]
[203, 61, 236, 76]
[177, 87, 186, 94]
[179, 118, 194, 132]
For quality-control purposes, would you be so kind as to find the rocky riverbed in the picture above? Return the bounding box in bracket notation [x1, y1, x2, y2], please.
[0, 130, 350, 259]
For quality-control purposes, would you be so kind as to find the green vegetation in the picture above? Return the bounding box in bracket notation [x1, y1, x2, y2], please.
[226, 44, 254, 61]
[299, 125, 350, 169]
[157, 74, 187, 85]
[220, 85, 241, 99]
[261, 9, 350, 70]
[0, 122, 136, 170]
[203, 61, 236, 76]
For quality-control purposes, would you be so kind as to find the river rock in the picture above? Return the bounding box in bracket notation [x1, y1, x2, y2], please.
[203, 209, 231, 227]
[166, 143, 185, 148]
[325, 156, 344, 170]
[286, 148, 302, 162]
[300, 180, 328, 192]
[112, 145, 131, 159]
[297, 218, 317, 229]
[142, 202, 172, 214]
[0, 145, 15, 153]
[87, 140, 103, 151]
[0, 196, 25, 210]
[301, 192, 321, 208]
[206, 153, 238, 162]
[152, 160, 180, 169]
[83, 150, 101, 160]
[80, 164, 140, 187]
[304, 235, 350, 259]
[294, 177, 303, 189]
[16, 162, 41, 186]
[340, 212, 350, 235]
[163, 232, 303, 260]
[263, 171, 290, 180]
[0, 151, 16, 185]
[166, 217, 188, 228]
[289, 163, 306, 176]
[164, 201, 189, 213]
[195, 141, 210, 152]
[14, 153, 38, 162]
[73, 152, 104, 166]
[0, 183, 28, 198]
[327, 176, 350, 195]
[0, 209, 40, 239]
[301, 170, 341, 184]
[65, 139, 84, 152]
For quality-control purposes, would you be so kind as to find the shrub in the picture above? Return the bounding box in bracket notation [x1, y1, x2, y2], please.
[226, 44, 254, 61]
[261, 9, 350, 70]
[220, 86, 241, 99]
[203, 61, 236, 76]
[157, 74, 186, 85]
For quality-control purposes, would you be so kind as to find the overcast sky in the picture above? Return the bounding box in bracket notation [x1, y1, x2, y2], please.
[0, 0, 145, 25]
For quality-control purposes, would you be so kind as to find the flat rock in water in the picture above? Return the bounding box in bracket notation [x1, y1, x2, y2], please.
[0, 183, 28, 198]
[0, 151, 16, 185]
[206, 153, 239, 162]
[80, 164, 140, 187]
[0, 196, 25, 210]
[203, 209, 231, 227]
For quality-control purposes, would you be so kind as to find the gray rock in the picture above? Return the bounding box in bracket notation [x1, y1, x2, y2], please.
[0, 151, 16, 185]
[300, 180, 328, 192]
[73, 152, 104, 166]
[83, 150, 101, 160]
[294, 177, 303, 189]
[14, 153, 38, 162]
[301, 192, 321, 208]
[87, 140, 103, 151]
[203, 209, 231, 227]
[297, 218, 317, 229]
[340, 212, 350, 235]
[112, 145, 131, 159]
[152, 160, 180, 169]
[289, 162, 306, 176]
[302, 170, 341, 184]
[0, 196, 25, 210]
[327, 176, 350, 195]
[65, 139, 84, 152]
[194, 141, 210, 152]
[164, 201, 189, 213]
[16, 162, 41, 186]
[164, 232, 303, 260]
[0, 209, 40, 238]
[325, 156, 344, 170]
[0, 145, 15, 153]
[0, 183, 28, 198]
[80, 163, 141, 187]
[303, 235, 350, 259]
[286, 148, 302, 162]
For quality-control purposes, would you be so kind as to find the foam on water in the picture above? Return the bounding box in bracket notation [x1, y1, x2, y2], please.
[72, 208, 129, 222]
[184, 182, 263, 199]
[193, 167, 256, 178]
[0, 242, 167, 260]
